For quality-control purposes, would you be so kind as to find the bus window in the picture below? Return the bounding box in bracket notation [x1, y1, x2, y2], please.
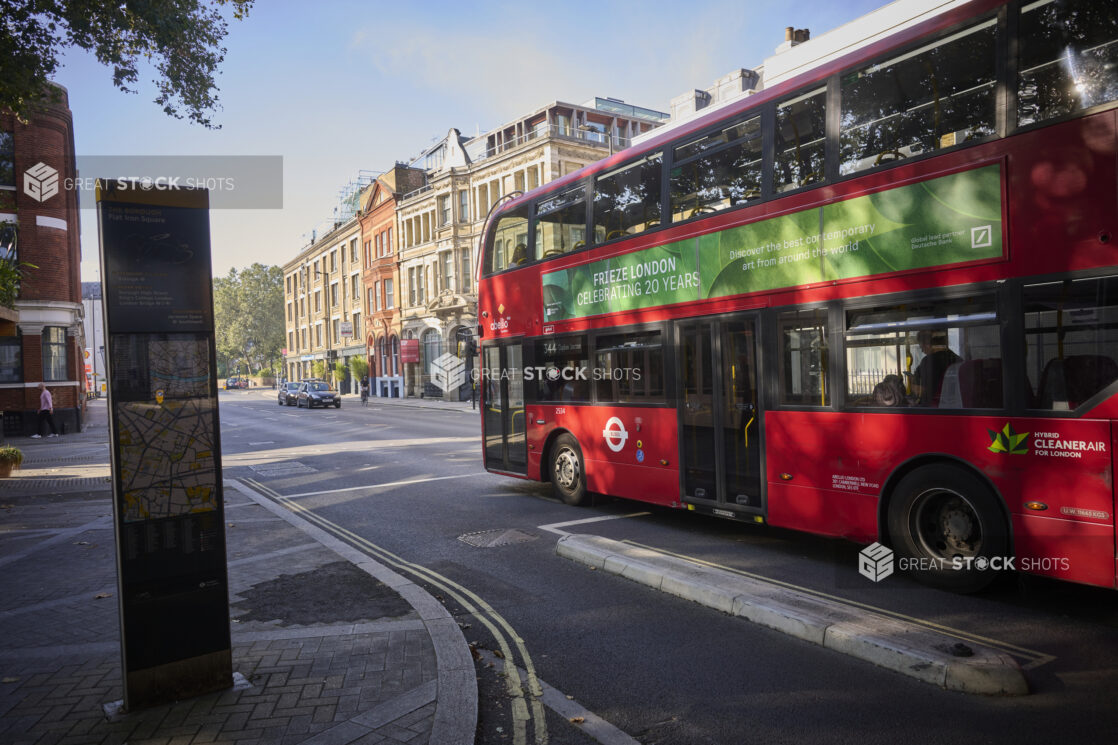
[778, 308, 829, 406]
[592, 153, 663, 244]
[1018, 0, 1118, 127]
[775, 87, 826, 193]
[594, 331, 665, 403]
[840, 19, 997, 175]
[485, 205, 530, 275]
[844, 297, 1001, 408]
[1024, 276, 1118, 410]
[670, 115, 762, 222]
[535, 185, 587, 258]
[533, 335, 590, 402]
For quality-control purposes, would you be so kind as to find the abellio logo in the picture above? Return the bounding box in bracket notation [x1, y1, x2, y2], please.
[858, 542, 894, 583]
[23, 162, 59, 203]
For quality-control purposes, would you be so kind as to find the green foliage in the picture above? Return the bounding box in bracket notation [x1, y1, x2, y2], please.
[311, 360, 326, 380]
[213, 263, 283, 376]
[0, 0, 253, 128]
[349, 355, 368, 381]
[0, 444, 23, 467]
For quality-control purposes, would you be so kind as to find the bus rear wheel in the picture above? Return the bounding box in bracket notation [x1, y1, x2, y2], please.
[550, 433, 588, 506]
[887, 464, 1008, 593]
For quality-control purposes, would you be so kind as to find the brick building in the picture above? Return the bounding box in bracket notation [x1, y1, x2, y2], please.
[1, 87, 86, 435]
[357, 165, 424, 398]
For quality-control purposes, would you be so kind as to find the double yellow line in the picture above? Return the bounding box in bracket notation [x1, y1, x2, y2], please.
[239, 478, 549, 745]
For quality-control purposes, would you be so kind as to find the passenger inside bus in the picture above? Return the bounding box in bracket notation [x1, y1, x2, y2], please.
[912, 329, 961, 406]
[509, 243, 527, 268]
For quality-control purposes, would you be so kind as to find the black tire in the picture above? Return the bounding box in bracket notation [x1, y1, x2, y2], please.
[887, 464, 1009, 593]
[297, 398, 303, 408]
[550, 433, 588, 506]
[335, 401, 341, 409]
[278, 398, 283, 406]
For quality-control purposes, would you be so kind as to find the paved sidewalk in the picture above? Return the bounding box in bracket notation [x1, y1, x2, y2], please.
[0, 399, 477, 744]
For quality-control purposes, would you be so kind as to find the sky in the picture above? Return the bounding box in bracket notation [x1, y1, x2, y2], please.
[52, 0, 889, 282]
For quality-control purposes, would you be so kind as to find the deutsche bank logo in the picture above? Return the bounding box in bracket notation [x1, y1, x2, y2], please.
[431, 352, 466, 393]
[858, 542, 894, 583]
[971, 224, 993, 249]
[24, 162, 59, 203]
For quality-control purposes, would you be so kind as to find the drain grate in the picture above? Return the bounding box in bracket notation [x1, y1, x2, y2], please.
[457, 528, 539, 548]
[248, 462, 318, 477]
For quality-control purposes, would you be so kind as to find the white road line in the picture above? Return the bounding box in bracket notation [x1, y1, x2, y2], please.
[282, 472, 491, 500]
[476, 648, 640, 745]
[537, 513, 651, 536]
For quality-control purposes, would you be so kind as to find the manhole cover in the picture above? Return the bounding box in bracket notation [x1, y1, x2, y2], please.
[249, 462, 317, 477]
[458, 528, 539, 548]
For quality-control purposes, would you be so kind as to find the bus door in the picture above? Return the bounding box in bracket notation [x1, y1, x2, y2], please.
[482, 342, 527, 474]
[678, 317, 763, 514]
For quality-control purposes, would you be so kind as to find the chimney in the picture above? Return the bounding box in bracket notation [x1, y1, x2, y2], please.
[775, 26, 811, 54]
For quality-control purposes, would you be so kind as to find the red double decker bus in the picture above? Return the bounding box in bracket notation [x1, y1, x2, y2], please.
[477, 0, 1118, 591]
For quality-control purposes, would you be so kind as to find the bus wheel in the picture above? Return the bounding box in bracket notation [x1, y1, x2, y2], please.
[551, 434, 588, 506]
[887, 464, 1008, 593]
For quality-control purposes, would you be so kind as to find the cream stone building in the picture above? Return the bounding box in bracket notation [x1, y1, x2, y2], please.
[397, 98, 667, 398]
[282, 216, 364, 391]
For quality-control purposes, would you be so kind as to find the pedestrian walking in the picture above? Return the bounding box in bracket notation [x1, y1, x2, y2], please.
[360, 375, 369, 406]
[32, 382, 59, 438]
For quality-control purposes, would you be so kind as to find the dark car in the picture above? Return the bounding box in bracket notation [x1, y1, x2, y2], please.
[277, 381, 301, 406]
[297, 380, 340, 408]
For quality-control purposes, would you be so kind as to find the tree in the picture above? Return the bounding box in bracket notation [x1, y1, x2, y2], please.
[333, 360, 347, 388]
[0, 0, 253, 128]
[213, 263, 283, 376]
[349, 355, 368, 382]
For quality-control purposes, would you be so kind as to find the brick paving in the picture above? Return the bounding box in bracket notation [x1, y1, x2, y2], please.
[0, 399, 476, 744]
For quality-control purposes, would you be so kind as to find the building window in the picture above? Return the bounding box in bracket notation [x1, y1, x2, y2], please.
[422, 328, 442, 378]
[459, 249, 471, 294]
[350, 237, 358, 264]
[314, 291, 321, 313]
[330, 283, 339, 307]
[375, 280, 382, 311]
[42, 327, 67, 381]
[458, 191, 469, 222]
[367, 287, 375, 315]
[441, 251, 454, 292]
[439, 194, 452, 226]
[353, 312, 361, 337]
[0, 332, 21, 383]
[332, 318, 340, 343]
[0, 131, 14, 188]
[385, 278, 394, 309]
[351, 274, 359, 299]
[330, 250, 337, 272]
[364, 240, 372, 267]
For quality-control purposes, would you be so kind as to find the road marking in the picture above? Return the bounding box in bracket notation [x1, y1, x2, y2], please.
[475, 648, 639, 745]
[538, 513, 651, 536]
[239, 477, 548, 745]
[283, 473, 490, 500]
[622, 539, 1056, 670]
[248, 441, 275, 446]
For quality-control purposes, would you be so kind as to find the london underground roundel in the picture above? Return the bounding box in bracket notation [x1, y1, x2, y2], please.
[602, 417, 629, 453]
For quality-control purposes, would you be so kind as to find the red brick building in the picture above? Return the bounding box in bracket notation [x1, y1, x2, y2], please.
[1, 86, 86, 435]
[357, 165, 423, 398]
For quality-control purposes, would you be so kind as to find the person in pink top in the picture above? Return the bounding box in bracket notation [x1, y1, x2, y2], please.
[32, 382, 59, 439]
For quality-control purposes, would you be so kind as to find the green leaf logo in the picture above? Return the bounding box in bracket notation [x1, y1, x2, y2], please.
[987, 423, 1030, 455]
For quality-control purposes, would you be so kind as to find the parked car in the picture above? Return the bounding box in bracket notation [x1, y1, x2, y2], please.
[224, 376, 249, 390]
[277, 381, 301, 406]
[297, 380, 340, 408]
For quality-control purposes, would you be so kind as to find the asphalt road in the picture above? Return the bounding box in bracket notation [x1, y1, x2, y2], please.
[218, 390, 1118, 745]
